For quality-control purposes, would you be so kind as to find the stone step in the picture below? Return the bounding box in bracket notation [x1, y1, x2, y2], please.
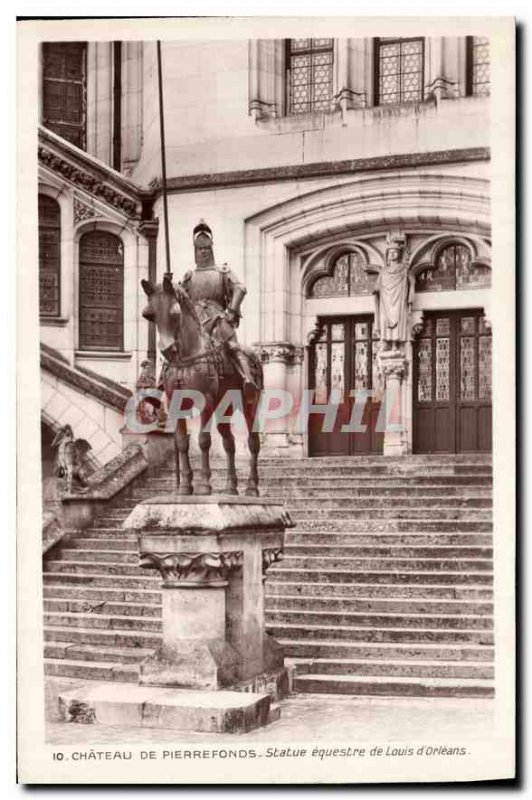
[111, 517, 494, 534]
[265, 609, 493, 630]
[122, 495, 493, 509]
[42, 572, 159, 590]
[293, 674, 494, 698]
[156, 461, 492, 475]
[44, 657, 138, 683]
[218, 454, 492, 465]
[287, 533, 492, 546]
[44, 610, 162, 632]
[265, 623, 493, 645]
[43, 624, 161, 649]
[55, 549, 139, 564]
[267, 568, 493, 585]
[44, 641, 155, 664]
[280, 520, 493, 532]
[43, 584, 162, 605]
[44, 598, 162, 618]
[284, 545, 492, 559]
[278, 556, 493, 572]
[265, 581, 493, 600]
[290, 657, 495, 680]
[66, 537, 138, 550]
[133, 480, 493, 494]
[278, 639, 494, 662]
[265, 595, 493, 615]
[45, 560, 149, 577]
[289, 508, 492, 520]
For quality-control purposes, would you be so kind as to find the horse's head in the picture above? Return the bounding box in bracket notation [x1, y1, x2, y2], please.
[141, 276, 182, 360]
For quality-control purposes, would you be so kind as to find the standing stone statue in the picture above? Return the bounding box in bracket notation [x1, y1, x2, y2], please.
[373, 235, 410, 349]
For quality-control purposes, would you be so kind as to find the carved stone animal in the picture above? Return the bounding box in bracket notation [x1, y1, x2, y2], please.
[51, 424, 92, 494]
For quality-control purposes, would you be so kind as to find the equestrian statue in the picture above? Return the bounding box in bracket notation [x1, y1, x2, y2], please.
[141, 220, 264, 497]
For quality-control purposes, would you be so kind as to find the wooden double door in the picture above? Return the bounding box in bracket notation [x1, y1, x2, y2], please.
[413, 309, 492, 453]
[309, 316, 383, 456]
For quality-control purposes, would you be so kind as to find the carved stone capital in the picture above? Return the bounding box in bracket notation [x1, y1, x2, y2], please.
[256, 341, 304, 366]
[410, 310, 425, 339]
[140, 550, 243, 585]
[378, 350, 408, 381]
[138, 218, 159, 241]
[249, 98, 278, 121]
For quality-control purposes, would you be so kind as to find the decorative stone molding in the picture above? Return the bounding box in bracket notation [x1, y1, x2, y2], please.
[256, 342, 304, 366]
[41, 343, 131, 412]
[163, 148, 490, 193]
[410, 310, 425, 339]
[139, 550, 244, 584]
[262, 547, 284, 573]
[73, 198, 96, 224]
[38, 126, 152, 219]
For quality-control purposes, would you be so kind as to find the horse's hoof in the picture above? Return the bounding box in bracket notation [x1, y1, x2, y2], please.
[245, 487, 260, 497]
[195, 485, 212, 496]
[177, 486, 193, 496]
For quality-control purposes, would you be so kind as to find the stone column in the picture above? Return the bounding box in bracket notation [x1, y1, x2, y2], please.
[256, 342, 304, 455]
[426, 36, 458, 101]
[378, 348, 408, 457]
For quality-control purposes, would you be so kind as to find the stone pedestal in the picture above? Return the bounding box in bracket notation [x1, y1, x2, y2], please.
[58, 496, 294, 734]
[125, 496, 293, 693]
[379, 348, 408, 457]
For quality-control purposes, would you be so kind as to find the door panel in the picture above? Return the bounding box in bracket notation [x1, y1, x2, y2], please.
[309, 316, 382, 456]
[413, 310, 492, 454]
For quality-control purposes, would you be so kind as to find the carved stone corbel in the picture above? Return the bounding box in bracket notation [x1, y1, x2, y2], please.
[139, 550, 244, 585]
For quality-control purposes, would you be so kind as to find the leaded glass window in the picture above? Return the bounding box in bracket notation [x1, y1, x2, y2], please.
[79, 231, 124, 351]
[469, 36, 490, 97]
[416, 338, 432, 402]
[376, 38, 424, 105]
[309, 252, 376, 298]
[42, 42, 87, 149]
[286, 38, 334, 115]
[39, 195, 61, 317]
[415, 244, 491, 293]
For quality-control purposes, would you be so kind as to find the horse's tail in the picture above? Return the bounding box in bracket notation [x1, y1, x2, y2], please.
[244, 347, 264, 392]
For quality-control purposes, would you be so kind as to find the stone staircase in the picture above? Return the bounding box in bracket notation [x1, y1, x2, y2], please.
[43, 453, 494, 698]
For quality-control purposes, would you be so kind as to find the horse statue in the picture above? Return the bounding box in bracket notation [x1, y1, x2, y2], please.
[141, 275, 264, 496]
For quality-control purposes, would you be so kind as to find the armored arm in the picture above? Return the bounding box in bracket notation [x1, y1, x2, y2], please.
[222, 266, 247, 324]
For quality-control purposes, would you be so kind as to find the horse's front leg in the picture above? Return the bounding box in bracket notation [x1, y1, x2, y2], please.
[196, 407, 212, 495]
[244, 400, 260, 497]
[217, 422, 238, 495]
[175, 417, 193, 495]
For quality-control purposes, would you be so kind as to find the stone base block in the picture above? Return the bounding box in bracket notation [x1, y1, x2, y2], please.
[139, 639, 241, 689]
[232, 665, 294, 702]
[58, 684, 273, 734]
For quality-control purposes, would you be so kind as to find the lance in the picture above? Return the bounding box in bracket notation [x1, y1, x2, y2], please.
[157, 40, 172, 282]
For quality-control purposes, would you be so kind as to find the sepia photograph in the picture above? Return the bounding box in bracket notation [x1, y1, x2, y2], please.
[16, 14, 515, 784]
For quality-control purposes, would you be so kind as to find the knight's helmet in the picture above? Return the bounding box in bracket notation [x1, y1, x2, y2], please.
[193, 219, 214, 246]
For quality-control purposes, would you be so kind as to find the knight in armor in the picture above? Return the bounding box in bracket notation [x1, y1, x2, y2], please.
[179, 220, 257, 394]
